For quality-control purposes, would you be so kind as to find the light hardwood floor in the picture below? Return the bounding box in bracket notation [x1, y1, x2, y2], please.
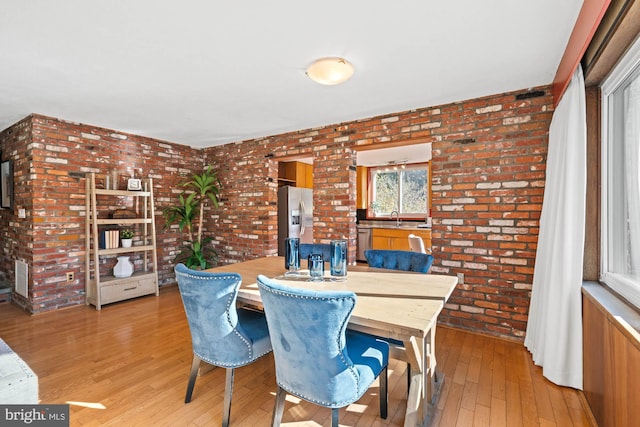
[0, 285, 595, 426]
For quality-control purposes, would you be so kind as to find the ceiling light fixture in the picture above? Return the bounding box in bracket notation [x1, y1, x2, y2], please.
[388, 160, 408, 170]
[306, 57, 354, 85]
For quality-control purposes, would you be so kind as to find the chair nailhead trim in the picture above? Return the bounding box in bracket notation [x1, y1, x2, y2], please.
[259, 280, 364, 405]
[178, 271, 262, 364]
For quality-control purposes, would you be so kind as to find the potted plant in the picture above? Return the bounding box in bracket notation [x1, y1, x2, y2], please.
[120, 229, 134, 248]
[163, 166, 221, 269]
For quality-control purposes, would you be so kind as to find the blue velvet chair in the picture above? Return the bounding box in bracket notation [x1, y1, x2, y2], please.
[364, 249, 434, 392]
[174, 264, 273, 427]
[364, 249, 434, 273]
[299, 243, 332, 262]
[257, 275, 388, 427]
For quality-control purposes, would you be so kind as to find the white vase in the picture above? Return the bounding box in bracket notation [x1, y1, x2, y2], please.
[114, 256, 134, 278]
[121, 238, 133, 248]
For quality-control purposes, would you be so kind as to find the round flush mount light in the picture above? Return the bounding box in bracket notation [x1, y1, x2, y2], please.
[306, 57, 355, 85]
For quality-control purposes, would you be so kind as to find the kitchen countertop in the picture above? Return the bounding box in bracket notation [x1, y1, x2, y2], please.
[356, 221, 431, 230]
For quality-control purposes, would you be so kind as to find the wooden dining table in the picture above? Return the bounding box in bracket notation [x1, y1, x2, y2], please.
[207, 256, 458, 427]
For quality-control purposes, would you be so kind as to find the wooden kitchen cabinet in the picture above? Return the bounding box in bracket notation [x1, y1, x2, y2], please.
[372, 228, 431, 251]
[278, 161, 313, 188]
[356, 166, 368, 209]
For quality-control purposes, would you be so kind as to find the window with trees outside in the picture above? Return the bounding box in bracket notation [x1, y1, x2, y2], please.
[601, 35, 640, 309]
[368, 163, 430, 219]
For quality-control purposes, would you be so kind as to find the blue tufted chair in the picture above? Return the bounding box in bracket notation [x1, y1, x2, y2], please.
[257, 275, 388, 427]
[364, 249, 434, 273]
[364, 249, 434, 392]
[299, 243, 332, 262]
[175, 264, 273, 427]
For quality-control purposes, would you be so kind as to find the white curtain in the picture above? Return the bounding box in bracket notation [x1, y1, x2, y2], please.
[524, 66, 586, 389]
[624, 77, 640, 277]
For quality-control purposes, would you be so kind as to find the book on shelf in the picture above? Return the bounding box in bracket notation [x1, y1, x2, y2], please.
[99, 229, 120, 249]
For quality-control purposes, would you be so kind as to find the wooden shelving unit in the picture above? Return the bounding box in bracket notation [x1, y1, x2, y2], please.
[84, 173, 159, 310]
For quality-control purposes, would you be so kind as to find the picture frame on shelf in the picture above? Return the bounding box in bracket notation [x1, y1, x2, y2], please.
[127, 178, 142, 191]
[1, 160, 13, 209]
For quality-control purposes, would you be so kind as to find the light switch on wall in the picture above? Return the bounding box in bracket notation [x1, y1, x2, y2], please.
[18, 208, 26, 218]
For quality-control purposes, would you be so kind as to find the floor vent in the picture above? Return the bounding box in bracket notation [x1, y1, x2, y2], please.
[15, 260, 28, 298]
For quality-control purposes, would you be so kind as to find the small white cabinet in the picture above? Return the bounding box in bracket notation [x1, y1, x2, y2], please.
[84, 173, 159, 310]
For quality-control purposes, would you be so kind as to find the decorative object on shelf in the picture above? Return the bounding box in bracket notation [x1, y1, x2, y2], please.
[99, 229, 120, 249]
[110, 169, 119, 190]
[162, 165, 221, 270]
[113, 256, 134, 278]
[110, 209, 137, 219]
[127, 178, 142, 191]
[120, 229, 134, 248]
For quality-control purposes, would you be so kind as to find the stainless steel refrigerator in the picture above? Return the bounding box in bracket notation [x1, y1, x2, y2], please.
[278, 186, 313, 256]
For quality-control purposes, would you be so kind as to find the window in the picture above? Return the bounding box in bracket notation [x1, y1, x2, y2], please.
[368, 163, 429, 219]
[601, 35, 640, 309]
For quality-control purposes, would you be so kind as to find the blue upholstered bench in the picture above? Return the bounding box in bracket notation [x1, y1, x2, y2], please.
[364, 249, 433, 273]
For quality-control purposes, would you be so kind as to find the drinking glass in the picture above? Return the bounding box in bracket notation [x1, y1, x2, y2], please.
[330, 239, 347, 280]
[308, 253, 324, 281]
[284, 237, 300, 275]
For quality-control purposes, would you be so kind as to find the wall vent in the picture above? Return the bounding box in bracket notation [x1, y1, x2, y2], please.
[15, 260, 28, 298]
[515, 90, 545, 100]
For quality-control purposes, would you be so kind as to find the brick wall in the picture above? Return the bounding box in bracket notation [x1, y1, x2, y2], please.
[205, 86, 553, 339]
[1, 85, 552, 339]
[0, 114, 203, 313]
[0, 116, 33, 310]
[204, 130, 358, 265]
[429, 91, 552, 338]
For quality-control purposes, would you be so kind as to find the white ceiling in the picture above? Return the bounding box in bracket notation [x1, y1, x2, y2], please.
[357, 144, 432, 167]
[0, 1, 583, 149]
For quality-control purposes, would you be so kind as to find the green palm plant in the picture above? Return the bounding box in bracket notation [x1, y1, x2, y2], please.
[163, 166, 221, 269]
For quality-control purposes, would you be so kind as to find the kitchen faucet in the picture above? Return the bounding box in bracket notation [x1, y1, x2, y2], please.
[390, 210, 401, 227]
